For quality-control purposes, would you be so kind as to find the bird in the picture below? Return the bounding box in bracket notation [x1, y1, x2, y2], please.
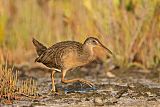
[32, 36, 113, 92]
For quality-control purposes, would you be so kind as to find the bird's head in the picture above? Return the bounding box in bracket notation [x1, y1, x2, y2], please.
[83, 37, 113, 60]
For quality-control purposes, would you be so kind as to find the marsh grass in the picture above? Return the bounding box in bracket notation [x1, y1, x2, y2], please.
[17, 79, 37, 96]
[0, 64, 38, 104]
[0, 0, 159, 69]
[0, 64, 17, 101]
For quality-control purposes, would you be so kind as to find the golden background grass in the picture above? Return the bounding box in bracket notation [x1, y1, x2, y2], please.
[0, 0, 159, 68]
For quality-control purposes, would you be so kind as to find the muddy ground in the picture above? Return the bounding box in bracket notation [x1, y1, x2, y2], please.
[1, 61, 160, 107]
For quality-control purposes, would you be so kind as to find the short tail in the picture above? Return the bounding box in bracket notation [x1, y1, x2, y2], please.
[32, 38, 47, 56]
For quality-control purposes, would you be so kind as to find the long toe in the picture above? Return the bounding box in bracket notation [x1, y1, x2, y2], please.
[87, 82, 95, 87]
[80, 80, 95, 87]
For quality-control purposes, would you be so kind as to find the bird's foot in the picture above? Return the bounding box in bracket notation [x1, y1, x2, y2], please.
[47, 89, 59, 95]
[79, 79, 95, 87]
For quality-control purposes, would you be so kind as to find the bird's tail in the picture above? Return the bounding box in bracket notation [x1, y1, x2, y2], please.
[32, 38, 47, 56]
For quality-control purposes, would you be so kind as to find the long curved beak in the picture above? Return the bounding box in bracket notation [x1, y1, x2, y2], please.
[100, 43, 113, 56]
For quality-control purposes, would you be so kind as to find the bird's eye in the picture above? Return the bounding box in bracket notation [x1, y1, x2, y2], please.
[92, 40, 97, 44]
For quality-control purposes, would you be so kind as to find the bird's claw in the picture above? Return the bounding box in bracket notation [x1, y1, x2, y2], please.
[79, 79, 95, 87]
[47, 89, 59, 95]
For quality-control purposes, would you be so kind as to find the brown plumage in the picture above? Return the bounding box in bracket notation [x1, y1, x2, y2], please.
[32, 37, 113, 92]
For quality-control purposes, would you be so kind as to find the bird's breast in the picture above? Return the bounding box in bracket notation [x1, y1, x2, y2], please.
[62, 50, 90, 69]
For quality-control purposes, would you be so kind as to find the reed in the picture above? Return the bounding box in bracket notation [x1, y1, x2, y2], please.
[0, 0, 159, 69]
[0, 64, 38, 104]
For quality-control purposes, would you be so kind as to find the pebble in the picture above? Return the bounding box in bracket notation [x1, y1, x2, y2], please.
[94, 97, 104, 106]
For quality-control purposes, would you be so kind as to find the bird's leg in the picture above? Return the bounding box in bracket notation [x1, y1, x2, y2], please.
[51, 70, 56, 92]
[61, 69, 94, 87]
[47, 70, 59, 95]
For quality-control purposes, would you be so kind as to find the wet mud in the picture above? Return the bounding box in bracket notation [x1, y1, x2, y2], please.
[1, 63, 160, 107]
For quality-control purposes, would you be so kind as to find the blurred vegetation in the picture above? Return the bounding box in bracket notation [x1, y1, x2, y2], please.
[0, 0, 160, 69]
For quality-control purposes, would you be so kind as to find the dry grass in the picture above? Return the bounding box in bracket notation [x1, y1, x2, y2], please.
[0, 64, 38, 104]
[17, 79, 37, 96]
[0, 64, 18, 101]
[0, 0, 159, 69]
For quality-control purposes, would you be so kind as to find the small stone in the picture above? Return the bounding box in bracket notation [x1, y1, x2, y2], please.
[106, 72, 116, 78]
[146, 92, 156, 97]
[94, 97, 104, 106]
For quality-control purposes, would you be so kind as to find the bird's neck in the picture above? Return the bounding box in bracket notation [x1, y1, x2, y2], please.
[82, 45, 95, 62]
